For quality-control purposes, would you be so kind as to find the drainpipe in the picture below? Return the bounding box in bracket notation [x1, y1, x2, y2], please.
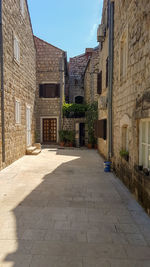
[108, 0, 114, 160]
[59, 52, 65, 135]
[0, 0, 5, 162]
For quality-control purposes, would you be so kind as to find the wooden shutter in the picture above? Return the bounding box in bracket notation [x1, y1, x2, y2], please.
[39, 84, 60, 98]
[96, 119, 107, 140]
[39, 84, 44, 97]
[97, 71, 102, 94]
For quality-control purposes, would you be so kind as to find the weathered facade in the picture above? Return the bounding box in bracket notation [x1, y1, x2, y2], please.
[112, 0, 150, 212]
[97, 0, 110, 158]
[84, 47, 99, 104]
[0, 0, 36, 169]
[34, 36, 68, 144]
[69, 49, 93, 103]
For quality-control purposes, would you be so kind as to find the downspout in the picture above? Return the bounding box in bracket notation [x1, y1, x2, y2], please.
[0, 0, 5, 162]
[59, 52, 65, 135]
[108, 0, 114, 160]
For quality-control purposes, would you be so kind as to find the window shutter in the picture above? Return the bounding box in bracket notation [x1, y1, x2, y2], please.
[56, 84, 60, 97]
[39, 84, 60, 98]
[20, 0, 25, 16]
[15, 101, 21, 124]
[97, 119, 107, 140]
[39, 84, 44, 97]
[14, 36, 20, 62]
[97, 71, 102, 94]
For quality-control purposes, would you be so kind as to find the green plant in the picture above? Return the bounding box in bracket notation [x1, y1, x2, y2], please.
[119, 150, 129, 157]
[86, 102, 98, 144]
[59, 130, 75, 144]
[59, 130, 65, 142]
[120, 150, 129, 161]
[63, 103, 88, 118]
[65, 131, 75, 143]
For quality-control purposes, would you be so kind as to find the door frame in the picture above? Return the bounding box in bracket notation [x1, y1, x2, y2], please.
[40, 116, 59, 143]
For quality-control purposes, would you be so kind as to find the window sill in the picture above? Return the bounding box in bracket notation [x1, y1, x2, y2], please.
[39, 97, 60, 99]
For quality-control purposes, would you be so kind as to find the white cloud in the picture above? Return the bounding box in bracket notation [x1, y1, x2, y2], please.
[88, 23, 97, 42]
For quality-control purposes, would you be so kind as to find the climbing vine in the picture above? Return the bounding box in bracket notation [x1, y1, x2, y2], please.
[85, 101, 98, 144]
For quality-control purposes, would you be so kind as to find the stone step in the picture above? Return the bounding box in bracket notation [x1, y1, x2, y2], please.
[33, 143, 41, 150]
[31, 149, 41, 156]
[26, 146, 36, 155]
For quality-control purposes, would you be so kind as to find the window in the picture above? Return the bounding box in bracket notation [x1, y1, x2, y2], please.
[15, 100, 21, 124]
[120, 33, 127, 80]
[97, 71, 102, 94]
[39, 84, 60, 98]
[20, 0, 25, 16]
[14, 35, 20, 62]
[106, 57, 109, 88]
[139, 120, 150, 169]
[95, 119, 107, 140]
[75, 96, 84, 104]
[122, 125, 128, 151]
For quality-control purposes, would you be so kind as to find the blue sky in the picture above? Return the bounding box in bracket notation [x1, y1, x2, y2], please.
[28, 0, 103, 59]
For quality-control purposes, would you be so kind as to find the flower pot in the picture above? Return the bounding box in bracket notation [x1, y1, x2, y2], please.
[69, 143, 73, 147]
[94, 144, 98, 149]
[88, 143, 92, 149]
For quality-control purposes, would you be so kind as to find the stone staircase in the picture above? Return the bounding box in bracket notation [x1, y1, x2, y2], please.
[26, 143, 41, 156]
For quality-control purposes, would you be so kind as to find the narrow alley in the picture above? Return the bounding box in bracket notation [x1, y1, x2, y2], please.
[0, 149, 150, 266]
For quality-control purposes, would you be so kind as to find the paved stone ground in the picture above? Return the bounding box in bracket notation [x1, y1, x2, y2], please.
[0, 148, 150, 267]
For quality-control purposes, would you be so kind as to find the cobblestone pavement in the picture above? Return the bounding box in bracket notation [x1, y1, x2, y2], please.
[0, 148, 150, 267]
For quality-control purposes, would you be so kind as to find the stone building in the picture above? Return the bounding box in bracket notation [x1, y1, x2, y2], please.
[97, 0, 150, 212]
[112, 0, 150, 212]
[69, 49, 93, 103]
[34, 36, 68, 144]
[96, 0, 111, 158]
[84, 47, 99, 104]
[0, 0, 36, 169]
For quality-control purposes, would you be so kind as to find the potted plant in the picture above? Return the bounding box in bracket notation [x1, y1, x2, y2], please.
[65, 131, 75, 147]
[93, 137, 98, 149]
[88, 134, 94, 149]
[59, 130, 65, 147]
[68, 131, 75, 147]
[120, 150, 129, 161]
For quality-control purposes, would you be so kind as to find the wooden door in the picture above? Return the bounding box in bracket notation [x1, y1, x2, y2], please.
[43, 118, 57, 143]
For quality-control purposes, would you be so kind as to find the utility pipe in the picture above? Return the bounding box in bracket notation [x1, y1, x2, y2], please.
[108, 0, 114, 160]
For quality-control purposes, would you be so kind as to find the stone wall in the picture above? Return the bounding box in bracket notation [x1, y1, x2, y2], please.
[62, 118, 87, 147]
[84, 48, 99, 104]
[112, 0, 150, 212]
[0, 0, 36, 169]
[97, 0, 109, 159]
[34, 36, 67, 143]
[69, 49, 93, 103]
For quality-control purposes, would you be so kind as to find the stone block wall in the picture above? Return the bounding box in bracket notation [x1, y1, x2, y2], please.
[34, 36, 67, 143]
[97, 0, 109, 159]
[84, 48, 99, 104]
[62, 117, 87, 147]
[69, 49, 92, 103]
[112, 0, 150, 212]
[0, 0, 36, 169]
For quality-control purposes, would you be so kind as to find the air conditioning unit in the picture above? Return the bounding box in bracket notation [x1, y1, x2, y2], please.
[99, 96, 107, 110]
[97, 24, 106, 43]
